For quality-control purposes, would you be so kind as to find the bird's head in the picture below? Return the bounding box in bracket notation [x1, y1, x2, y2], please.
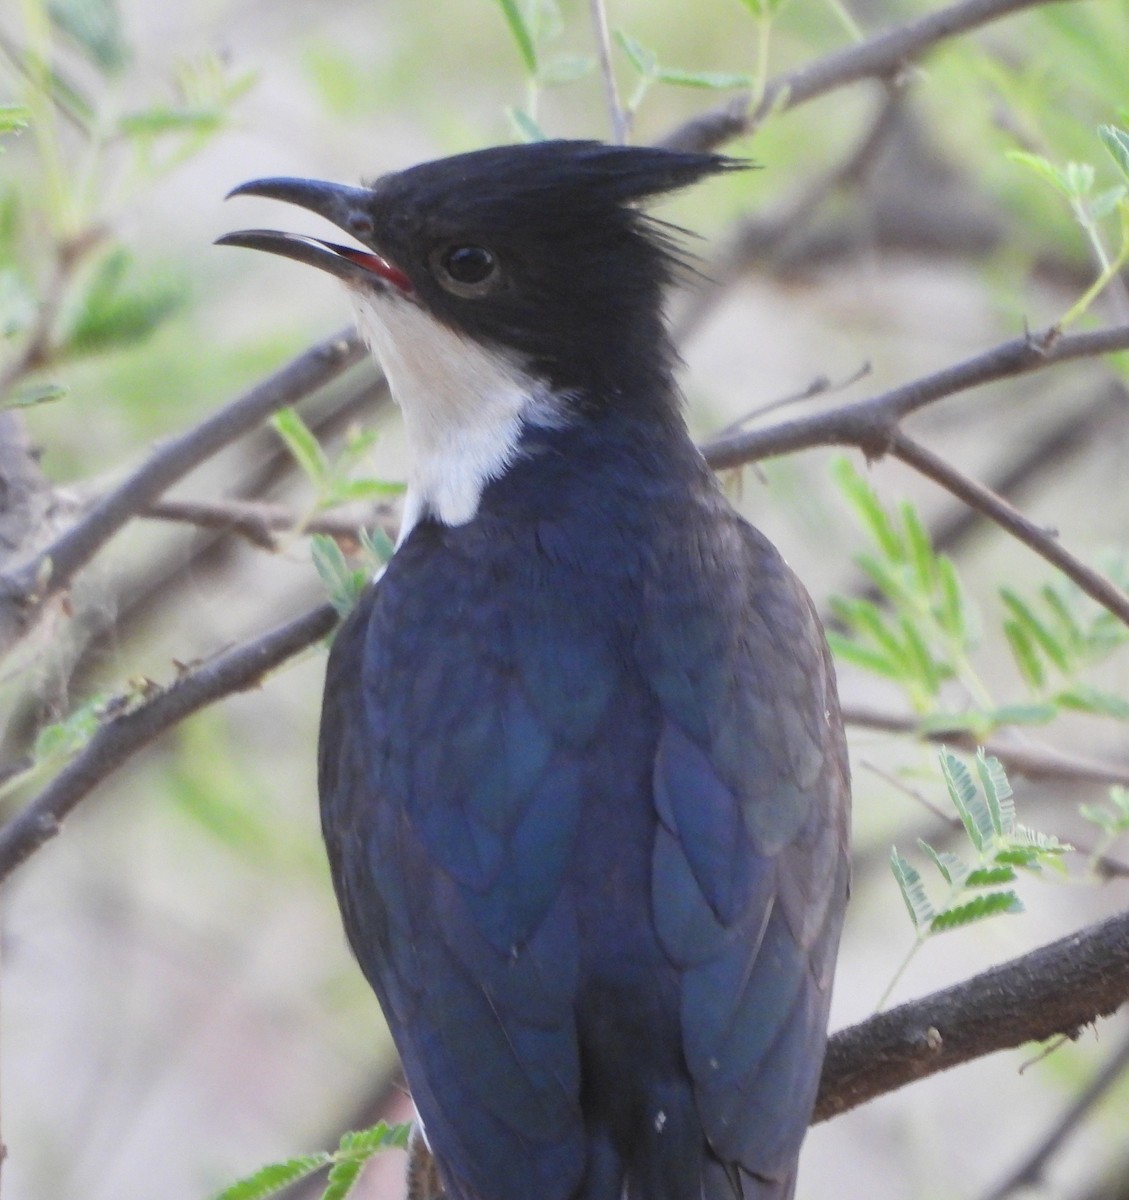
[220, 140, 740, 529]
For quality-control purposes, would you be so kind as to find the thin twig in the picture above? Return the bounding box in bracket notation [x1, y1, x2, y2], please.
[0, 330, 364, 660]
[889, 430, 1129, 629]
[842, 702, 1129, 789]
[979, 1030, 1129, 1200]
[702, 325, 1129, 469]
[0, 602, 338, 882]
[660, 0, 1085, 153]
[140, 497, 399, 550]
[815, 903, 1129, 1122]
[589, 0, 628, 144]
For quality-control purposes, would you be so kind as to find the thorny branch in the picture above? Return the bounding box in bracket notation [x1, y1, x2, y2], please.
[0, 602, 338, 881]
[814, 905, 1129, 1122]
[702, 323, 1129, 629]
[841, 703, 1129, 790]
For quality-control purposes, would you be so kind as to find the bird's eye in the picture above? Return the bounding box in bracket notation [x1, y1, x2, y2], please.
[432, 244, 500, 297]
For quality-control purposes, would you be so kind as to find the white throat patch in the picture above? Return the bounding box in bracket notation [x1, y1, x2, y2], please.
[351, 288, 561, 544]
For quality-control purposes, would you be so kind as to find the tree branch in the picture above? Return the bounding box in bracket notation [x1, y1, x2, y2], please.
[661, 0, 1084, 153]
[0, 330, 364, 661]
[815, 905, 1129, 1122]
[978, 1030, 1129, 1200]
[842, 702, 1129, 789]
[140, 496, 399, 550]
[0, 602, 338, 882]
[701, 325, 1129, 469]
[889, 431, 1129, 628]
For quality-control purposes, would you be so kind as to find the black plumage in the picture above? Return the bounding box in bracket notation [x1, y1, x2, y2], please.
[222, 140, 850, 1200]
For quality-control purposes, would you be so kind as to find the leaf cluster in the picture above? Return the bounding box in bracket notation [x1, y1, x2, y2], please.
[892, 751, 1069, 942]
[210, 1121, 412, 1200]
[271, 408, 405, 516]
[827, 458, 972, 712]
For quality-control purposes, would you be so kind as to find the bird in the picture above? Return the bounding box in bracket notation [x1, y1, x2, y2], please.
[220, 139, 850, 1200]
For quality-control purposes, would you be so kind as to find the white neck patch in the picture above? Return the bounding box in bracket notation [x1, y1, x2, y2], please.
[350, 289, 562, 544]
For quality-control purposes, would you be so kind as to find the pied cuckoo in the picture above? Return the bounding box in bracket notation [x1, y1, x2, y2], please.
[220, 139, 850, 1200]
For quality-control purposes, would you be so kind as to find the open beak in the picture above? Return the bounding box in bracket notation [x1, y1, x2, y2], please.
[217, 177, 412, 293]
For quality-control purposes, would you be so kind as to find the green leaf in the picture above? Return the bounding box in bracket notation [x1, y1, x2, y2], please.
[1099, 125, 1129, 182]
[982, 701, 1058, 727]
[1000, 588, 1070, 673]
[507, 107, 546, 143]
[324, 477, 406, 505]
[1091, 185, 1128, 220]
[900, 502, 936, 593]
[271, 408, 329, 487]
[940, 751, 988, 852]
[891, 847, 935, 929]
[930, 890, 1023, 933]
[825, 631, 903, 681]
[976, 751, 1014, 838]
[66, 249, 186, 355]
[2, 381, 68, 410]
[1039, 583, 1086, 654]
[360, 526, 395, 565]
[1064, 161, 1095, 198]
[654, 68, 753, 90]
[49, 0, 130, 74]
[917, 839, 968, 887]
[830, 597, 911, 674]
[614, 30, 658, 76]
[1055, 684, 1129, 719]
[934, 556, 967, 640]
[0, 105, 30, 135]
[322, 1156, 365, 1200]
[539, 54, 596, 87]
[1007, 150, 1071, 196]
[119, 106, 223, 137]
[209, 1154, 330, 1200]
[964, 865, 1017, 887]
[311, 535, 366, 616]
[833, 458, 905, 562]
[899, 615, 944, 694]
[1003, 618, 1045, 689]
[338, 1122, 411, 1155]
[853, 553, 914, 610]
[493, 0, 538, 74]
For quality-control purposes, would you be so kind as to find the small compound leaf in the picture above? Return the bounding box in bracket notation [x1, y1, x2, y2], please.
[614, 29, 659, 76]
[976, 751, 1014, 837]
[891, 847, 935, 929]
[210, 1154, 330, 1200]
[965, 865, 1018, 887]
[1003, 618, 1045, 690]
[1099, 125, 1129, 182]
[321, 1157, 365, 1200]
[337, 1122, 411, 1155]
[0, 105, 29, 135]
[654, 67, 753, 90]
[508, 107, 546, 143]
[930, 890, 1023, 933]
[1055, 684, 1129, 720]
[271, 408, 329, 487]
[917, 839, 968, 887]
[493, 0, 538, 74]
[539, 54, 596, 87]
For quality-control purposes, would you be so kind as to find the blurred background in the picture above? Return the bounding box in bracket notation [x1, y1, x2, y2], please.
[2, 0, 1129, 1198]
